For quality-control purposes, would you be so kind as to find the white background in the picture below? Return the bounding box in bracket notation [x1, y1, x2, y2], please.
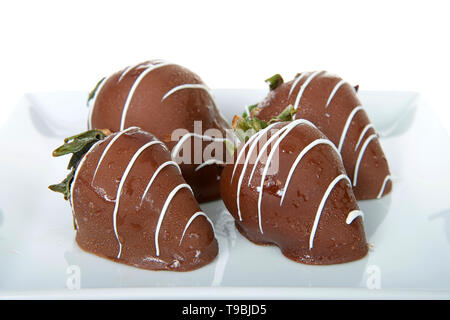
[1, 0, 449, 134]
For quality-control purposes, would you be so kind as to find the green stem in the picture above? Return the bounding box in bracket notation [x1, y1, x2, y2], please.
[242, 103, 259, 119]
[265, 74, 284, 91]
[232, 104, 297, 143]
[87, 77, 106, 106]
[49, 129, 109, 200]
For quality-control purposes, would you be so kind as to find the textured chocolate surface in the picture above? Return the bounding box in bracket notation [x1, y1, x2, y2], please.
[257, 72, 392, 200]
[71, 128, 218, 271]
[220, 121, 368, 265]
[88, 60, 230, 202]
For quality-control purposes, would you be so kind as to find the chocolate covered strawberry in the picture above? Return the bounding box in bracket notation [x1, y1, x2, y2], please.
[87, 60, 231, 202]
[220, 109, 368, 265]
[253, 72, 392, 200]
[49, 127, 218, 271]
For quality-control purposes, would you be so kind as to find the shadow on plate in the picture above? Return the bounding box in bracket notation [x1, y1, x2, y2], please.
[201, 200, 372, 287]
[27, 95, 61, 138]
[378, 98, 418, 138]
[26, 93, 87, 138]
[429, 207, 450, 245]
[64, 241, 218, 289]
[0, 208, 4, 227]
[358, 193, 392, 239]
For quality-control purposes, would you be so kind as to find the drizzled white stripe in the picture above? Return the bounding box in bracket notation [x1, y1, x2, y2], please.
[293, 71, 323, 117]
[244, 105, 251, 117]
[161, 84, 212, 102]
[140, 161, 181, 206]
[257, 119, 316, 234]
[377, 175, 392, 199]
[162, 82, 228, 126]
[353, 133, 378, 187]
[146, 58, 166, 65]
[355, 124, 375, 151]
[179, 211, 215, 246]
[195, 158, 224, 171]
[118, 65, 134, 82]
[231, 133, 260, 181]
[280, 139, 340, 205]
[346, 210, 364, 224]
[113, 140, 166, 259]
[337, 106, 364, 152]
[87, 77, 108, 129]
[247, 125, 292, 186]
[325, 79, 346, 108]
[288, 73, 307, 98]
[155, 183, 193, 256]
[310, 174, 351, 249]
[91, 127, 139, 184]
[235, 122, 280, 221]
[120, 62, 173, 130]
[171, 133, 232, 160]
[70, 139, 104, 229]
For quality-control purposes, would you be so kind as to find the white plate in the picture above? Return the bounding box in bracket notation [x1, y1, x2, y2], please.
[0, 89, 449, 299]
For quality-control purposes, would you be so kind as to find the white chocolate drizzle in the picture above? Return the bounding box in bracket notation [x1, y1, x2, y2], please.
[244, 104, 251, 117]
[288, 73, 307, 98]
[292, 71, 323, 118]
[155, 183, 193, 256]
[88, 62, 153, 129]
[337, 106, 364, 152]
[246, 124, 292, 186]
[354, 124, 375, 151]
[377, 175, 392, 199]
[325, 79, 346, 108]
[230, 133, 260, 181]
[353, 133, 378, 187]
[310, 174, 351, 249]
[91, 127, 139, 184]
[118, 65, 134, 82]
[140, 161, 181, 206]
[161, 81, 228, 126]
[120, 61, 173, 130]
[113, 140, 167, 259]
[87, 77, 108, 130]
[256, 119, 316, 234]
[195, 158, 224, 171]
[280, 138, 340, 205]
[179, 211, 215, 246]
[235, 122, 280, 221]
[161, 84, 213, 102]
[346, 210, 364, 224]
[171, 133, 232, 160]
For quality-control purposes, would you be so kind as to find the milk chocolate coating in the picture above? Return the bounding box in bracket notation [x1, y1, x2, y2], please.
[220, 121, 368, 265]
[257, 72, 392, 200]
[71, 128, 218, 271]
[88, 60, 230, 202]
